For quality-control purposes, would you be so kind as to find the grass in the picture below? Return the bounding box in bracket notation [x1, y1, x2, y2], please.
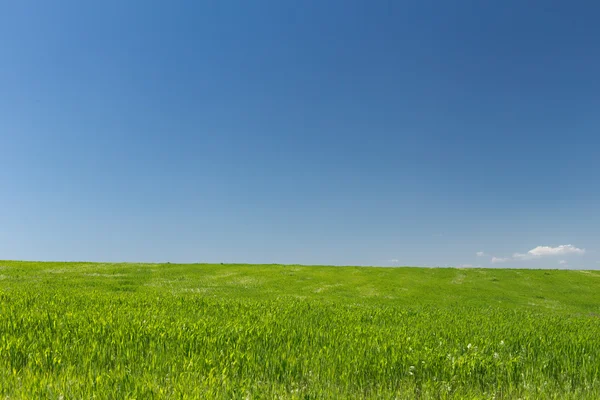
[0, 261, 599, 399]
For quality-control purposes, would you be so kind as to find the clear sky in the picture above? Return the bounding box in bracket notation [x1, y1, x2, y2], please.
[1, 1, 599, 268]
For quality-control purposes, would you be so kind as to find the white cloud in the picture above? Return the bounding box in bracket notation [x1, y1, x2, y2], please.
[527, 244, 585, 257]
[491, 257, 510, 263]
[476, 251, 485, 257]
[559, 260, 567, 265]
[512, 244, 585, 261]
[388, 259, 399, 263]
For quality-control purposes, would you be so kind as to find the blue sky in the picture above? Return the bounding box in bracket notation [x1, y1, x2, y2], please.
[1, 1, 599, 268]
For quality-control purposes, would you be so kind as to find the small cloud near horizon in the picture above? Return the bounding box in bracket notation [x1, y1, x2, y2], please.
[492, 244, 585, 263]
[514, 244, 585, 260]
[559, 260, 567, 265]
[476, 251, 485, 257]
[387, 259, 399, 263]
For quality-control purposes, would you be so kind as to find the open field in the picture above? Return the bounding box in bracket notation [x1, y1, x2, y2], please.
[0, 261, 599, 399]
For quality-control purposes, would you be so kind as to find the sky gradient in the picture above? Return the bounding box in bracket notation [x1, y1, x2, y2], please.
[1, 1, 599, 268]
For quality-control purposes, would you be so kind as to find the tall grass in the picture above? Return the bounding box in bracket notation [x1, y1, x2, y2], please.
[0, 262, 599, 398]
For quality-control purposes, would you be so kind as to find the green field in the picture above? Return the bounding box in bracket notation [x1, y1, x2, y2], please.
[0, 261, 599, 399]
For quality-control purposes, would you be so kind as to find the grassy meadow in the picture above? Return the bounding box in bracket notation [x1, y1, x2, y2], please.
[0, 261, 599, 399]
